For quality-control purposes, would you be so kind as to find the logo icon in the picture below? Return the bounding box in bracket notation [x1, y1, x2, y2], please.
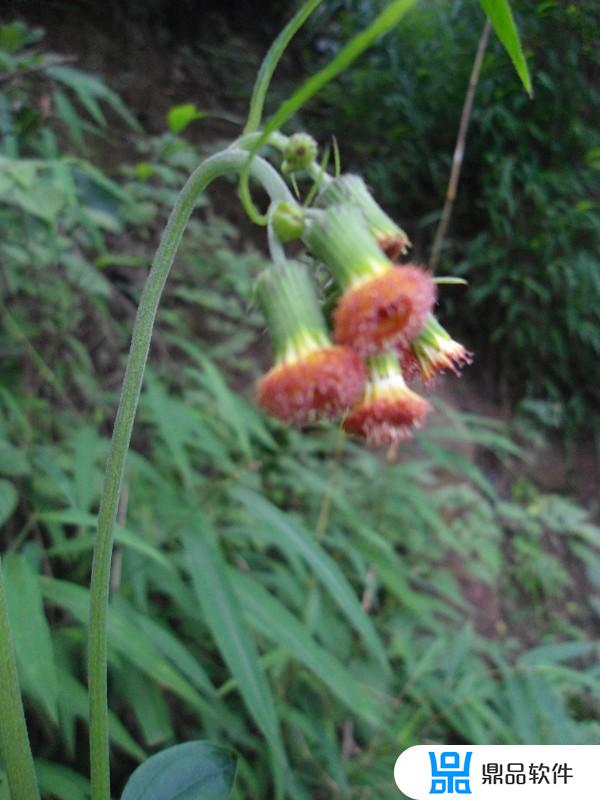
[428, 751, 472, 795]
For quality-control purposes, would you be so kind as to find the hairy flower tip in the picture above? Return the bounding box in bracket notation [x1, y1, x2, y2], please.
[257, 346, 366, 426]
[378, 232, 410, 261]
[343, 369, 431, 447]
[333, 265, 436, 356]
[396, 341, 422, 383]
[412, 315, 473, 383]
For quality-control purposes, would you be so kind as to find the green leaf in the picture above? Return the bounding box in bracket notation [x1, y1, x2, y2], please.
[0, 479, 18, 527]
[56, 669, 146, 762]
[40, 578, 213, 717]
[0, 440, 30, 476]
[3, 553, 59, 724]
[119, 669, 174, 747]
[232, 487, 390, 672]
[40, 509, 175, 572]
[232, 571, 385, 726]
[114, 598, 216, 698]
[8, 182, 66, 222]
[167, 103, 207, 134]
[121, 741, 236, 800]
[479, 0, 532, 95]
[183, 525, 287, 786]
[518, 640, 599, 667]
[35, 760, 90, 800]
[0, 768, 10, 800]
[197, 356, 251, 458]
[0, 23, 27, 54]
[47, 65, 142, 131]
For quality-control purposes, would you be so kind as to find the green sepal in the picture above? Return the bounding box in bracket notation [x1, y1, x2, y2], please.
[303, 204, 389, 289]
[256, 262, 329, 363]
[319, 174, 410, 250]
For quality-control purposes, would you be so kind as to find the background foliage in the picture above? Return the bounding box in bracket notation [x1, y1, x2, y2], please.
[0, 5, 598, 799]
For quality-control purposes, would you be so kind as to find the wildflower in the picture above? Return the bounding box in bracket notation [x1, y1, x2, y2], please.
[319, 174, 410, 259]
[303, 204, 436, 356]
[343, 351, 431, 446]
[410, 314, 473, 383]
[256, 262, 365, 425]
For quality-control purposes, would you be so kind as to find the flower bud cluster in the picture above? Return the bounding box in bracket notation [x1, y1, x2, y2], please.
[255, 173, 471, 447]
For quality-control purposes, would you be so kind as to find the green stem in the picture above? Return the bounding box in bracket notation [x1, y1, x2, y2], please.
[243, 0, 322, 134]
[88, 148, 291, 800]
[0, 558, 40, 800]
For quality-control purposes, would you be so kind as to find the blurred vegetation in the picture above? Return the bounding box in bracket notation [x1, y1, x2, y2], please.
[305, 0, 600, 434]
[0, 9, 599, 799]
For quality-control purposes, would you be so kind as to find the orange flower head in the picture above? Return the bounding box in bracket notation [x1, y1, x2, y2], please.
[333, 265, 436, 356]
[257, 344, 366, 426]
[343, 352, 431, 446]
[255, 262, 365, 426]
[411, 315, 473, 383]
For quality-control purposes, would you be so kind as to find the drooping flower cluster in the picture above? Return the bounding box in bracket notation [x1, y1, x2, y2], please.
[255, 173, 471, 446]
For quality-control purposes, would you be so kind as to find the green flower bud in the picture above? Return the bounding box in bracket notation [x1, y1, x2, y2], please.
[281, 133, 318, 174]
[271, 201, 305, 243]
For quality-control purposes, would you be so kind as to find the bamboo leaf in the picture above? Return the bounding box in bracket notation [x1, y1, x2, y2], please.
[40, 509, 174, 572]
[0, 479, 18, 527]
[232, 570, 386, 726]
[183, 525, 287, 790]
[40, 577, 213, 718]
[479, 0, 532, 95]
[56, 670, 146, 762]
[35, 760, 90, 800]
[232, 487, 390, 672]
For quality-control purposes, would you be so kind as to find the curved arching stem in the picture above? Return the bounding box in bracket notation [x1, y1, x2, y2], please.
[88, 148, 292, 800]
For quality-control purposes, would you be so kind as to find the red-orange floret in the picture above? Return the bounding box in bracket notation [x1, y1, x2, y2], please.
[343, 386, 431, 447]
[257, 346, 366, 426]
[333, 265, 436, 356]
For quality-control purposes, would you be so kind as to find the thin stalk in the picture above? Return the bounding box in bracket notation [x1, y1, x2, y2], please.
[244, 0, 322, 134]
[0, 558, 40, 800]
[88, 148, 291, 800]
[429, 19, 491, 271]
